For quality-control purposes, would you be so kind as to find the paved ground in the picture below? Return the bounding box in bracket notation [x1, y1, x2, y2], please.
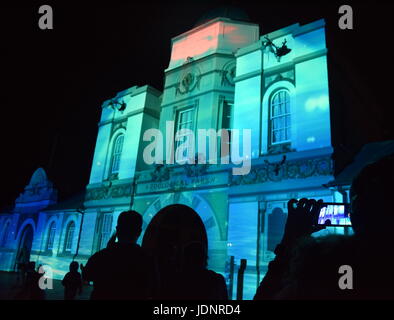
[0, 271, 93, 300]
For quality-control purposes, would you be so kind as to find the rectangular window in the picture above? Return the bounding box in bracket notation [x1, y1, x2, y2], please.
[221, 100, 233, 160]
[175, 108, 195, 162]
[99, 214, 113, 250]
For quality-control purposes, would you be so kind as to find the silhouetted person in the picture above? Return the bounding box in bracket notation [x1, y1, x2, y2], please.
[25, 261, 45, 300]
[106, 232, 117, 249]
[175, 242, 228, 300]
[62, 261, 82, 300]
[142, 204, 219, 299]
[16, 246, 28, 286]
[254, 155, 394, 299]
[82, 210, 155, 300]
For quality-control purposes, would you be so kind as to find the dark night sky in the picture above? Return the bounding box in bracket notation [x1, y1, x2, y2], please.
[1, 1, 393, 207]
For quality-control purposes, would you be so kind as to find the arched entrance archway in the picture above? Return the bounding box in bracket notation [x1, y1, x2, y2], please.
[140, 193, 223, 270]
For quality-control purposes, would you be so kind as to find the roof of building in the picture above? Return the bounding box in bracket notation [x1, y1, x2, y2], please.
[326, 140, 394, 188]
[29, 167, 48, 186]
[194, 6, 250, 27]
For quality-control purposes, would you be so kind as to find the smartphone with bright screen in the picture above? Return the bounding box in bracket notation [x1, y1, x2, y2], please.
[318, 203, 351, 227]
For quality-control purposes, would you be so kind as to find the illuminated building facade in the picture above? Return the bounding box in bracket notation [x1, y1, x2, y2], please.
[0, 17, 339, 299]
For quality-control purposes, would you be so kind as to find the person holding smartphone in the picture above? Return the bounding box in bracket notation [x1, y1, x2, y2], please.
[254, 155, 394, 300]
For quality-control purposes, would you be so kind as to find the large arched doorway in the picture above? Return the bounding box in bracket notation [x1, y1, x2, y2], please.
[140, 193, 223, 271]
[16, 224, 34, 268]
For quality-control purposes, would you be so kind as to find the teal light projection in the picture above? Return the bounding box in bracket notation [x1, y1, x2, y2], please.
[0, 18, 336, 301]
[227, 202, 259, 300]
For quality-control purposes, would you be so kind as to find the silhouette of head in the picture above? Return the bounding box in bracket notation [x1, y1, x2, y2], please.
[69, 261, 79, 272]
[350, 155, 394, 238]
[116, 210, 142, 243]
[182, 241, 208, 270]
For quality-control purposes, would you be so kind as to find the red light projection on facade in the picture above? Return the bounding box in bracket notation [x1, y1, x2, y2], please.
[170, 22, 250, 67]
[222, 24, 248, 45]
[171, 23, 220, 65]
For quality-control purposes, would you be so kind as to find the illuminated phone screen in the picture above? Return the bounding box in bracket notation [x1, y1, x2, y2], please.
[318, 203, 351, 227]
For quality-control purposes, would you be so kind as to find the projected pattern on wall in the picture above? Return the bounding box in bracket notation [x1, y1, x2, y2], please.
[0, 17, 342, 300]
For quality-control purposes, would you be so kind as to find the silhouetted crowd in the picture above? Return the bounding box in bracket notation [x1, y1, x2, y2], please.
[81, 206, 228, 300]
[15, 155, 394, 300]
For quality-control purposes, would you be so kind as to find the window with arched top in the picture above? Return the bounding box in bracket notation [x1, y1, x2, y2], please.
[64, 221, 75, 252]
[110, 134, 124, 174]
[270, 90, 291, 145]
[1, 221, 10, 247]
[46, 221, 56, 251]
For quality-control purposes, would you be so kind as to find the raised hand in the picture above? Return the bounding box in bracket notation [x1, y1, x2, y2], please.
[281, 198, 325, 245]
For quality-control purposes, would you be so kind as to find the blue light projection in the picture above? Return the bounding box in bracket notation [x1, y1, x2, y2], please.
[0, 18, 340, 300]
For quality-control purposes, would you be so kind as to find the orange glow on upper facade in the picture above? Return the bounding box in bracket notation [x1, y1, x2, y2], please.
[169, 21, 255, 68]
[170, 22, 221, 65]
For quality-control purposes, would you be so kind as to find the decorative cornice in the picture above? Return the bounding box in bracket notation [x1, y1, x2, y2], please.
[160, 88, 235, 109]
[165, 52, 235, 75]
[150, 164, 170, 182]
[85, 183, 132, 201]
[266, 143, 293, 155]
[231, 156, 333, 185]
[183, 162, 208, 178]
[98, 107, 160, 127]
